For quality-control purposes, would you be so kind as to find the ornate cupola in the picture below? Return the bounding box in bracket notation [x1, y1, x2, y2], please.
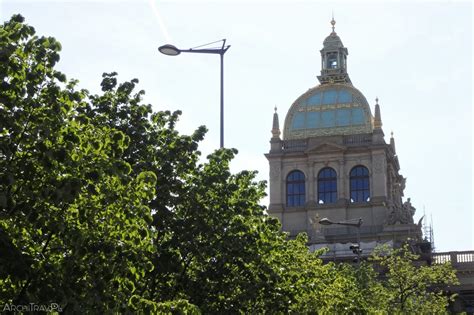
[317, 18, 351, 85]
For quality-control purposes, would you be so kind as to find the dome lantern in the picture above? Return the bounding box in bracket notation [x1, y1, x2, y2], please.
[317, 18, 351, 85]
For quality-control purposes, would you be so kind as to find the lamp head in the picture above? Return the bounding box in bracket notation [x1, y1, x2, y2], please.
[158, 44, 181, 56]
[349, 244, 360, 250]
[319, 218, 333, 226]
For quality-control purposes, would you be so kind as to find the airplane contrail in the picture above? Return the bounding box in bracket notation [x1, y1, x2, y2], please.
[148, 0, 171, 43]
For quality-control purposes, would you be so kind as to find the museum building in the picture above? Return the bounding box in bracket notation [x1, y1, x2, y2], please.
[264, 19, 474, 312]
[266, 18, 429, 259]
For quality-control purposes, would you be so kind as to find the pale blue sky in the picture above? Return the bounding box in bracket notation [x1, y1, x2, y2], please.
[1, 0, 472, 251]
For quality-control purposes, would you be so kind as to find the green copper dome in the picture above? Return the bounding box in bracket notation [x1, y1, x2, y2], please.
[283, 83, 373, 140]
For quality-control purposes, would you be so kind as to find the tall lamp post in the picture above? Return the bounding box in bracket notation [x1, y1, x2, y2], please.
[158, 39, 231, 148]
[319, 217, 363, 263]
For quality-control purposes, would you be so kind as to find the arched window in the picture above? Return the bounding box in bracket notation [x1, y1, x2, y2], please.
[318, 167, 337, 204]
[287, 170, 305, 207]
[350, 166, 370, 202]
[326, 52, 338, 69]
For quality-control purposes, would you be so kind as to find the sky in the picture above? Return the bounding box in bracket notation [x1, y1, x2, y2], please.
[1, 0, 472, 252]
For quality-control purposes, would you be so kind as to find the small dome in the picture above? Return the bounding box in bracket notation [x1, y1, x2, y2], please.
[283, 84, 373, 140]
[323, 33, 344, 49]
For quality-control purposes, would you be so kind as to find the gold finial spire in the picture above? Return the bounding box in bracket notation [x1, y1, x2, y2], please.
[374, 98, 382, 129]
[272, 106, 281, 139]
[331, 13, 336, 33]
[390, 131, 396, 153]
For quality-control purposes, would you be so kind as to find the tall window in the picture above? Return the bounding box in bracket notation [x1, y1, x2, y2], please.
[350, 166, 370, 202]
[287, 170, 305, 207]
[318, 167, 337, 204]
[327, 52, 338, 69]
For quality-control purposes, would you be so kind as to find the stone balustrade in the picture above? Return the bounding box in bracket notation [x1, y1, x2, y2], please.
[432, 251, 474, 268]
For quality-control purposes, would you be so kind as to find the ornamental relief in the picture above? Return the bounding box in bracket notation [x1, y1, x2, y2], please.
[373, 158, 385, 174]
[300, 125, 371, 138]
[269, 164, 281, 180]
[304, 103, 355, 112]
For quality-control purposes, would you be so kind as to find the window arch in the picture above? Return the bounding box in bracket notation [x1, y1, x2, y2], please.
[350, 166, 370, 202]
[318, 167, 337, 204]
[286, 170, 305, 207]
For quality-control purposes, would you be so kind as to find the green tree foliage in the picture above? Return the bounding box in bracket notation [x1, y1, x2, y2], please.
[81, 71, 340, 312]
[0, 15, 459, 313]
[0, 14, 156, 312]
[369, 245, 459, 313]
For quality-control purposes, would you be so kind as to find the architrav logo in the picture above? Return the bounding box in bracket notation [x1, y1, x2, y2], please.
[2, 303, 63, 312]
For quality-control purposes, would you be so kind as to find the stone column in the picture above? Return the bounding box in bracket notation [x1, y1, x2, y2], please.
[307, 162, 315, 204]
[338, 160, 346, 200]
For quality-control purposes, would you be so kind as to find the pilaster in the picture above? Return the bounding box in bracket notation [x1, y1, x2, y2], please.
[371, 152, 388, 198]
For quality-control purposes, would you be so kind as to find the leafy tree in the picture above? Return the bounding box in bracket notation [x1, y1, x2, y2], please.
[0, 14, 156, 312]
[287, 245, 458, 314]
[81, 76, 324, 312]
[369, 244, 459, 313]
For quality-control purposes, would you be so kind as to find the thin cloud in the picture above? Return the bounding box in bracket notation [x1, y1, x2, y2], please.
[148, 0, 171, 43]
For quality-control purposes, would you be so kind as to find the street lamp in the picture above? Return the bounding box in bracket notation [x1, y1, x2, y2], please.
[158, 39, 231, 148]
[319, 217, 363, 263]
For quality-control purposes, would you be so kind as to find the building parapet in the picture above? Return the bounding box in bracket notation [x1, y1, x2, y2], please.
[342, 134, 372, 145]
[281, 133, 375, 153]
[432, 251, 474, 268]
[283, 139, 307, 152]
